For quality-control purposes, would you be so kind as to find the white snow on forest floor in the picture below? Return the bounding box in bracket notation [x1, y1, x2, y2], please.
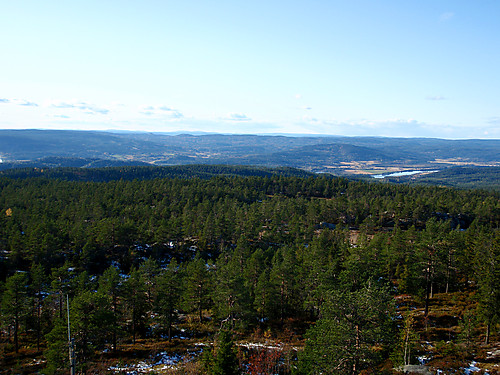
[238, 342, 282, 350]
[107, 341, 297, 374]
[486, 349, 500, 360]
[463, 361, 485, 375]
[417, 355, 431, 365]
[236, 341, 299, 352]
[435, 361, 488, 375]
[108, 352, 187, 374]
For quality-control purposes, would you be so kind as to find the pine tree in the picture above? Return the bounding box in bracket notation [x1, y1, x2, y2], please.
[153, 259, 181, 341]
[2, 272, 29, 353]
[297, 281, 395, 375]
[474, 230, 500, 344]
[98, 266, 123, 351]
[122, 268, 148, 343]
[30, 262, 47, 352]
[43, 318, 68, 375]
[183, 255, 212, 322]
[209, 330, 240, 375]
[213, 253, 252, 327]
[70, 290, 113, 368]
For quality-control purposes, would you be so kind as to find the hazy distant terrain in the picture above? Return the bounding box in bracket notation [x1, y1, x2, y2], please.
[1, 129, 499, 188]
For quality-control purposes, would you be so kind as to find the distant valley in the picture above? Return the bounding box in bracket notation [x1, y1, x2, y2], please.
[0, 129, 499, 189]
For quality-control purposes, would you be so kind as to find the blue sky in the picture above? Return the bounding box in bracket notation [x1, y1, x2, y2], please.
[1, 0, 499, 138]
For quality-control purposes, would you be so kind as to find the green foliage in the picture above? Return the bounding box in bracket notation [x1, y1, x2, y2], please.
[0, 164, 313, 182]
[1, 272, 29, 353]
[298, 230, 343, 316]
[204, 330, 240, 375]
[182, 255, 212, 322]
[296, 281, 395, 375]
[153, 259, 181, 340]
[458, 309, 478, 347]
[97, 266, 123, 350]
[0, 170, 498, 372]
[70, 290, 114, 364]
[269, 246, 298, 323]
[29, 262, 48, 351]
[473, 229, 500, 343]
[43, 318, 68, 375]
[123, 268, 148, 343]
[391, 312, 419, 366]
[213, 253, 253, 328]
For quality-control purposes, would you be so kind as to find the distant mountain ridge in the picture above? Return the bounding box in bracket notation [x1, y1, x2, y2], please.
[0, 130, 499, 189]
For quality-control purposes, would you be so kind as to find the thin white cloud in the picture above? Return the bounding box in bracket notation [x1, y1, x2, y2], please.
[225, 113, 251, 122]
[0, 98, 39, 106]
[139, 105, 183, 119]
[426, 96, 447, 101]
[302, 115, 318, 122]
[166, 111, 183, 119]
[18, 100, 39, 107]
[440, 12, 454, 22]
[50, 100, 109, 115]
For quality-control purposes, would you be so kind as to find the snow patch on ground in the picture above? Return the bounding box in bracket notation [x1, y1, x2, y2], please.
[238, 342, 282, 350]
[418, 355, 431, 365]
[435, 361, 488, 375]
[463, 361, 484, 375]
[486, 349, 500, 360]
[237, 341, 299, 352]
[108, 352, 186, 374]
[108, 341, 296, 373]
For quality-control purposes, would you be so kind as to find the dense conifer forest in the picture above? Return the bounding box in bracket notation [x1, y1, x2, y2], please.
[0, 166, 499, 374]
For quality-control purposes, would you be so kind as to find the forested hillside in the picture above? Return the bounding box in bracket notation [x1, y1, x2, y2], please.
[0, 165, 313, 182]
[0, 168, 499, 374]
[2, 130, 499, 186]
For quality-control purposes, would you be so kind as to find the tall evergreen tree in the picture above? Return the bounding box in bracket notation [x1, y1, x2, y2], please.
[122, 268, 148, 343]
[213, 253, 252, 327]
[205, 329, 240, 375]
[153, 259, 181, 341]
[297, 281, 395, 375]
[1, 272, 29, 353]
[474, 230, 500, 344]
[269, 246, 298, 324]
[98, 266, 123, 351]
[30, 262, 47, 352]
[183, 255, 212, 322]
[70, 290, 114, 370]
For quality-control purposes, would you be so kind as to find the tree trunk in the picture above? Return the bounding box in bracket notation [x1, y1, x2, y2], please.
[132, 310, 136, 344]
[353, 324, 360, 375]
[37, 303, 41, 352]
[59, 293, 64, 319]
[168, 320, 172, 342]
[198, 285, 203, 322]
[424, 266, 431, 317]
[445, 251, 452, 294]
[404, 329, 410, 366]
[485, 322, 490, 345]
[14, 314, 19, 353]
[112, 296, 117, 351]
[280, 277, 285, 326]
